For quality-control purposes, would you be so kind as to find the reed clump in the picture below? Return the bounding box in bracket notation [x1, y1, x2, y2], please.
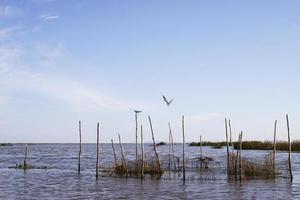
[112, 158, 164, 177]
[228, 152, 277, 179]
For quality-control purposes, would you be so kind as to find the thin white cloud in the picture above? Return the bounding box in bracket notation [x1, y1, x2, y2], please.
[0, 45, 22, 73]
[0, 26, 20, 39]
[0, 54, 151, 112]
[39, 15, 60, 22]
[0, 6, 21, 18]
[289, 23, 300, 31]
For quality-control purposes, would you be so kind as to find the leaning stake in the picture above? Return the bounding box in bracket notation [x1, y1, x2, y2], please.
[286, 114, 293, 181]
[169, 124, 176, 171]
[148, 115, 161, 177]
[118, 133, 128, 178]
[111, 139, 117, 170]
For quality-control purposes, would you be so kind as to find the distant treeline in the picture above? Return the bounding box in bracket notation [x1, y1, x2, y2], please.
[189, 141, 300, 151]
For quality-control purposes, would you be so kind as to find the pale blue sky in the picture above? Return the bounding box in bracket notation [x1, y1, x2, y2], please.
[1, 0, 300, 143]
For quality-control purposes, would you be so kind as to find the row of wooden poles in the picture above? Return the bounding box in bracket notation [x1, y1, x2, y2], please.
[21, 114, 293, 183]
[224, 114, 293, 181]
[77, 116, 187, 183]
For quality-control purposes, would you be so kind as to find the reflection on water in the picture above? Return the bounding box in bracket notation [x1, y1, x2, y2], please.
[0, 144, 299, 199]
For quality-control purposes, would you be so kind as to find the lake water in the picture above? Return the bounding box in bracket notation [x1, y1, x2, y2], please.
[0, 143, 299, 199]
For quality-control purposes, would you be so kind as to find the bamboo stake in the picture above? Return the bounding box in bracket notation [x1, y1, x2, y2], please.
[286, 114, 293, 181]
[78, 120, 82, 174]
[135, 112, 138, 168]
[24, 144, 28, 170]
[111, 139, 117, 170]
[225, 118, 230, 174]
[239, 131, 243, 182]
[168, 122, 171, 172]
[273, 120, 277, 175]
[200, 135, 203, 169]
[182, 115, 185, 183]
[141, 125, 144, 179]
[118, 133, 128, 178]
[234, 143, 239, 181]
[148, 115, 161, 177]
[169, 124, 176, 171]
[96, 123, 100, 179]
[229, 119, 233, 148]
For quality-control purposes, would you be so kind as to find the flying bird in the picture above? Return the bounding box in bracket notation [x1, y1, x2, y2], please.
[134, 110, 142, 114]
[163, 95, 174, 107]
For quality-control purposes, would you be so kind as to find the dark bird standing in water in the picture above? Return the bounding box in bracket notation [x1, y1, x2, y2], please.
[162, 95, 174, 107]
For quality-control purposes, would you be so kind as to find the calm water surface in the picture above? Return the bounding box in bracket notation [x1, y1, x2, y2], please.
[0, 144, 299, 199]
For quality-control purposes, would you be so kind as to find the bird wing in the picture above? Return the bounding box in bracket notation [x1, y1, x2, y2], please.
[168, 98, 174, 105]
[163, 95, 168, 104]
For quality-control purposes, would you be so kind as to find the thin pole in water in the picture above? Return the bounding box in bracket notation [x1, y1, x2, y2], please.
[96, 123, 100, 179]
[135, 112, 138, 169]
[78, 120, 82, 174]
[200, 135, 203, 169]
[141, 125, 144, 179]
[168, 122, 171, 172]
[111, 139, 117, 170]
[286, 114, 293, 181]
[273, 120, 277, 175]
[239, 131, 243, 182]
[182, 115, 185, 184]
[24, 144, 28, 170]
[169, 123, 176, 171]
[225, 118, 230, 175]
[118, 133, 128, 178]
[229, 119, 233, 149]
[148, 115, 161, 177]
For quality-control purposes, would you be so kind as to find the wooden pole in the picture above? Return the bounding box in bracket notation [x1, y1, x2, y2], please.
[118, 133, 128, 178]
[225, 118, 230, 174]
[148, 115, 161, 177]
[141, 125, 144, 179]
[229, 119, 233, 148]
[273, 120, 277, 174]
[168, 122, 171, 172]
[96, 123, 100, 179]
[24, 144, 28, 170]
[182, 115, 186, 183]
[169, 124, 176, 171]
[239, 131, 243, 182]
[200, 135, 203, 169]
[111, 139, 117, 169]
[286, 114, 293, 181]
[78, 120, 82, 174]
[234, 144, 239, 181]
[135, 113, 138, 168]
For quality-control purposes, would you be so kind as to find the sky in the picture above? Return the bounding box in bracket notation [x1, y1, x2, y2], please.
[1, 0, 300, 143]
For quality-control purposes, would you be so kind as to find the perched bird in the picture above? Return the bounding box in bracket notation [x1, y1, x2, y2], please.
[134, 110, 142, 114]
[162, 95, 174, 107]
